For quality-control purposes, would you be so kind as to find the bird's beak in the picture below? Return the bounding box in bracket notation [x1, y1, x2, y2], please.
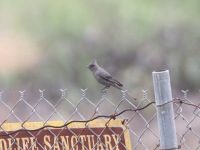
[86, 65, 89, 68]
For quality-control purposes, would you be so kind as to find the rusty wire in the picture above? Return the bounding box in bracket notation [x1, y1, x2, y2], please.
[0, 89, 200, 149]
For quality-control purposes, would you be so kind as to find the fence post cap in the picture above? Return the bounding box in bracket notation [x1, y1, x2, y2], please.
[152, 70, 169, 73]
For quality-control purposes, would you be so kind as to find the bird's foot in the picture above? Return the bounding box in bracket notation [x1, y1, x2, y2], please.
[101, 86, 109, 94]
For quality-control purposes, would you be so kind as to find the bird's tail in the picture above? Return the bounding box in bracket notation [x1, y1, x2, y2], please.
[115, 83, 137, 101]
[114, 82, 123, 90]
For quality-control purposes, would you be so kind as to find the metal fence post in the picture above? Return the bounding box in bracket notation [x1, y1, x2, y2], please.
[152, 70, 178, 150]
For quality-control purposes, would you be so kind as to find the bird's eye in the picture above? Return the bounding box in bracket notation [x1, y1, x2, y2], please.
[90, 64, 94, 67]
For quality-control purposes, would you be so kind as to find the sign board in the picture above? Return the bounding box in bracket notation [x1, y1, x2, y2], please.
[0, 119, 132, 150]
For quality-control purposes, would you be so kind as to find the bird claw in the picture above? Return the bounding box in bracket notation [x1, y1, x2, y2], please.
[101, 90, 107, 94]
[101, 89, 107, 94]
[101, 86, 109, 93]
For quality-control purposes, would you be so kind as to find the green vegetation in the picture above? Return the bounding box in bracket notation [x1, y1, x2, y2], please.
[0, 0, 200, 98]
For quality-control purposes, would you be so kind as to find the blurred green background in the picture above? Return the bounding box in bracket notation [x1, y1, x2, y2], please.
[0, 0, 200, 99]
[0, 2, 199, 148]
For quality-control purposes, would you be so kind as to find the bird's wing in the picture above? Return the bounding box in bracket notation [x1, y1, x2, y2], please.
[99, 70, 123, 87]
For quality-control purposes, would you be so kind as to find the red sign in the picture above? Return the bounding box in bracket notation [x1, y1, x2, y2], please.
[0, 120, 132, 150]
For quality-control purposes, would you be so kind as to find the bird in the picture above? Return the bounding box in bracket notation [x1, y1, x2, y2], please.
[87, 59, 123, 93]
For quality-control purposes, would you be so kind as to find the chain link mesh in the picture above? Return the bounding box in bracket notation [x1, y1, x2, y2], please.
[174, 90, 200, 150]
[0, 89, 199, 149]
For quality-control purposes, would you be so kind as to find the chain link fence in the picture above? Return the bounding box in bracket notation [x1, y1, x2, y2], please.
[173, 90, 200, 150]
[0, 88, 199, 150]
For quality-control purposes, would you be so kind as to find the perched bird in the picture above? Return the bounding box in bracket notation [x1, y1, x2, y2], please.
[87, 59, 123, 92]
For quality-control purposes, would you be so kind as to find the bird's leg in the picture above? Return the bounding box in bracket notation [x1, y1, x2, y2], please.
[101, 86, 110, 93]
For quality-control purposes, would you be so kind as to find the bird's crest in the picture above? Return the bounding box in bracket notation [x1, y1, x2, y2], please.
[91, 59, 97, 65]
[87, 59, 98, 70]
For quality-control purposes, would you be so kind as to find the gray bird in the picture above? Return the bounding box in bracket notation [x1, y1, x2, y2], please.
[87, 59, 123, 92]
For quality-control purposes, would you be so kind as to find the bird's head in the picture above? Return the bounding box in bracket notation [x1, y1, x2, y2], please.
[87, 59, 98, 71]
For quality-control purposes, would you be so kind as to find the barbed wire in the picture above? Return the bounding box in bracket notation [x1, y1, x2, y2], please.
[173, 97, 200, 109]
[0, 101, 155, 136]
[0, 97, 199, 137]
[0, 89, 200, 150]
